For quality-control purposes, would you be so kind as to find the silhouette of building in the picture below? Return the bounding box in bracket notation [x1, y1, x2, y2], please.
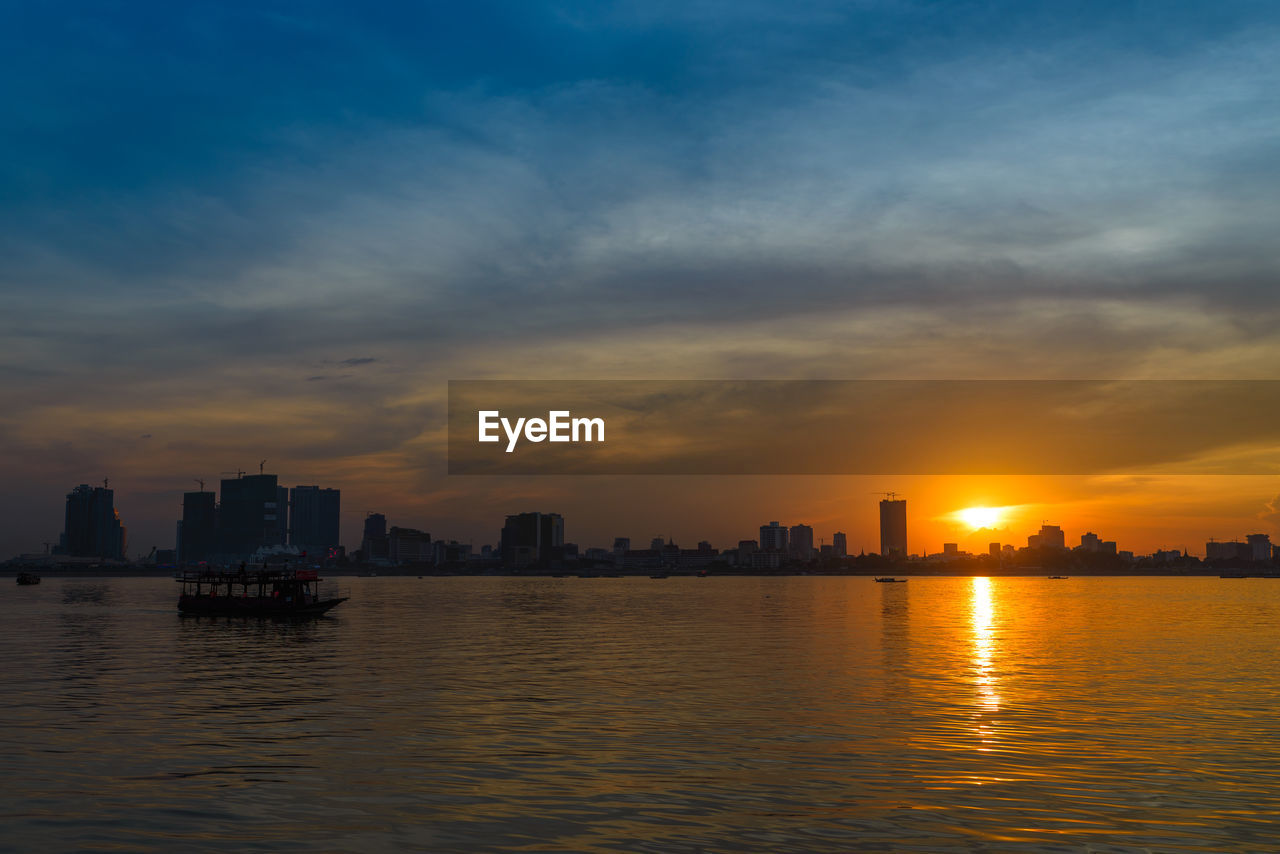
[788, 524, 814, 560]
[179, 490, 216, 564]
[760, 521, 788, 552]
[500, 511, 564, 567]
[879, 499, 907, 558]
[612, 537, 630, 556]
[989, 542, 1001, 558]
[1247, 533, 1272, 562]
[61, 484, 127, 560]
[1029, 523, 1065, 550]
[362, 513, 389, 561]
[1080, 532, 1101, 552]
[389, 526, 431, 564]
[832, 531, 847, 558]
[216, 474, 287, 557]
[289, 486, 341, 555]
[943, 542, 959, 558]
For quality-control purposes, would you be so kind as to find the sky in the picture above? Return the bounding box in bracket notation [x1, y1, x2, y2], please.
[3, 1, 1280, 558]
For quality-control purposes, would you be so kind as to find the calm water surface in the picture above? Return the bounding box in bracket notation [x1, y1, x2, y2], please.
[2, 576, 1279, 852]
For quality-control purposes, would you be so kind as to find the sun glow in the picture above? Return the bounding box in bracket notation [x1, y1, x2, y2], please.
[957, 506, 1003, 530]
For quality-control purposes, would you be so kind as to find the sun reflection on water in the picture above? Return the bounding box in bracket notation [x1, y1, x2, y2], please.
[971, 576, 1000, 751]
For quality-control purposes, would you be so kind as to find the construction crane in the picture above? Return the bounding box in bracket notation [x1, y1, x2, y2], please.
[194, 478, 205, 492]
[103, 477, 110, 489]
[871, 491, 901, 501]
[221, 470, 246, 479]
[259, 459, 267, 475]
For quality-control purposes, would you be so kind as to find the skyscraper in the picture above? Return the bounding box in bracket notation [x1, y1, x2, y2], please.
[289, 485, 341, 554]
[879, 498, 907, 559]
[832, 531, 848, 558]
[788, 524, 814, 560]
[362, 512, 389, 561]
[216, 473, 286, 557]
[759, 521, 788, 552]
[500, 511, 565, 566]
[179, 490, 216, 563]
[62, 484, 127, 560]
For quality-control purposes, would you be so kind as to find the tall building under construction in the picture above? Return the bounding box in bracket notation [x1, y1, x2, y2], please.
[879, 498, 907, 559]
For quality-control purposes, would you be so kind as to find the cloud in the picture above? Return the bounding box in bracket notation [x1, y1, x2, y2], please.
[3, 1, 1280, 555]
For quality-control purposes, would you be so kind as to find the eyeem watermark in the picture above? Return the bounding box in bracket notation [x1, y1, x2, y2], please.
[478, 410, 606, 453]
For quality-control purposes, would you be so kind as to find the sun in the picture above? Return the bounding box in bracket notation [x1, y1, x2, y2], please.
[957, 506, 1003, 530]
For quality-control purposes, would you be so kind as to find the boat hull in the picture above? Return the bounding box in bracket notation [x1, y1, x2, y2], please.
[178, 595, 348, 618]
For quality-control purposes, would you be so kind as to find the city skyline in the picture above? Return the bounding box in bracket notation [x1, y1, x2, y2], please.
[20, 471, 1280, 563]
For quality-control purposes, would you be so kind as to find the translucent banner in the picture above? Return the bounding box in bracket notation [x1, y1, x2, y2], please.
[447, 380, 1280, 475]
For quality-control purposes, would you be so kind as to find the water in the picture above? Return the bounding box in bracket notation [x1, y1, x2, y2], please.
[3, 575, 1279, 852]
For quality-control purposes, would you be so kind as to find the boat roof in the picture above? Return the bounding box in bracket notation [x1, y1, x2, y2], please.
[177, 568, 319, 582]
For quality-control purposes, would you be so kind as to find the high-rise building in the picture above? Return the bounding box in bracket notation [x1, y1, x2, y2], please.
[1080, 532, 1101, 552]
[760, 521, 788, 552]
[1247, 533, 1272, 562]
[788, 524, 814, 560]
[832, 531, 848, 558]
[989, 542, 1001, 558]
[500, 512, 564, 566]
[61, 484, 127, 560]
[389, 526, 431, 564]
[879, 499, 906, 558]
[179, 490, 216, 564]
[1032, 524, 1065, 550]
[289, 486, 341, 555]
[612, 537, 630, 555]
[1206, 540, 1249, 562]
[362, 512, 389, 561]
[216, 474, 286, 557]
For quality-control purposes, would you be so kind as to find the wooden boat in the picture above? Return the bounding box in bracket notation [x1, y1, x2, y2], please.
[1047, 575, 1069, 579]
[16, 572, 41, 585]
[177, 568, 346, 617]
[874, 577, 906, 583]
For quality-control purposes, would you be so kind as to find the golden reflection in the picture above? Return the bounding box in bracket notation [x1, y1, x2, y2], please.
[970, 577, 1000, 751]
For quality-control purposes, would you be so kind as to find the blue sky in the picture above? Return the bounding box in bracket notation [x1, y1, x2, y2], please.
[3, 1, 1280, 556]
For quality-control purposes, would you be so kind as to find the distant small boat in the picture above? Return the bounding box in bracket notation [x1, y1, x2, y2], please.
[874, 577, 906, 583]
[1048, 575, 1069, 579]
[649, 573, 669, 579]
[16, 572, 40, 586]
[1219, 573, 1249, 579]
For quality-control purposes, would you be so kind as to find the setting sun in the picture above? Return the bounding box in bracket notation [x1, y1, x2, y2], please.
[957, 506, 1004, 530]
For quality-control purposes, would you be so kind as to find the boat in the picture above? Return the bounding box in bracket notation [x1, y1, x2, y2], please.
[874, 577, 906, 583]
[1047, 575, 1069, 579]
[177, 568, 347, 617]
[649, 573, 670, 579]
[16, 572, 41, 586]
